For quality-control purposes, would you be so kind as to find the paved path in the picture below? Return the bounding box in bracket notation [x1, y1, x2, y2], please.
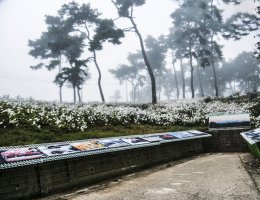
[45, 153, 260, 200]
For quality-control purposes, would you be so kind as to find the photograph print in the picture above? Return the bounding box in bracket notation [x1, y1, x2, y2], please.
[208, 113, 251, 130]
[98, 138, 130, 148]
[159, 134, 178, 140]
[121, 137, 150, 145]
[72, 140, 106, 151]
[244, 128, 260, 142]
[168, 131, 195, 139]
[141, 135, 164, 142]
[37, 144, 80, 156]
[0, 147, 45, 162]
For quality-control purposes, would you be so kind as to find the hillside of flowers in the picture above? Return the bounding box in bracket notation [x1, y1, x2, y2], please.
[0, 96, 259, 133]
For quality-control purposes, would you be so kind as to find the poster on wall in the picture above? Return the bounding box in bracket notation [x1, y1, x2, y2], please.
[0, 148, 45, 162]
[37, 144, 80, 156]
[208, 113, 251, 130]
[169, 131, 195, 139]
[121, 137, 150, 145]
[141, 135, 164, 142]
[72, 140, 105, 151]
[244, 128, 260, 142]
[98, 139, 130, 148]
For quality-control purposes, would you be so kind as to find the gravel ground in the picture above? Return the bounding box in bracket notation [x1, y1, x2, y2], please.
[41, 153, 260, 200]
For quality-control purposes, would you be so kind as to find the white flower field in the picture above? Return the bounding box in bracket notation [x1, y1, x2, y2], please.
[0, 98, 259, 132]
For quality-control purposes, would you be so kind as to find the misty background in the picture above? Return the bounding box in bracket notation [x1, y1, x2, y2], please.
[0, 0, 258, 103]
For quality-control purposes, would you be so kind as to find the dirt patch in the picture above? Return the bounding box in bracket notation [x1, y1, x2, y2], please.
[239, 153, 260, 192]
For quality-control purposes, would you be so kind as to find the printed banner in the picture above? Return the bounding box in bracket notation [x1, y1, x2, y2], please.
[121, 137, 150, 145]
[209, 113, 250, 130]
[98, 139, 130, 148]
[37, 144, 80, 156]
[72, 140, 105, 151]
[141, 135, 164, 142]
[0, 148, 45, 162]
[244, 128, 260, 142]
[169, 131, 195, 138]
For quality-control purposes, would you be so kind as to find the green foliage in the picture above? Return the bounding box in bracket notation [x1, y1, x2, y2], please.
[222, 0, 241, 5]
[59, 2, 124, 51]
[221, 51, 260, 93]
[29, 1, 125, 103]
[59, 2, 100, 24]
[90, 19, 124, 51]
[168, 0, 259, 98]
[113, 0, 145, 17]
[169, 0, 215, 98]
[28, 13, 87, 77]
[110, 63, 144, 84]
[144, 35, 167, 76]
[254, 1, 260, 60]
[223, 13, 259, 40]
[54, 60, 88, 89]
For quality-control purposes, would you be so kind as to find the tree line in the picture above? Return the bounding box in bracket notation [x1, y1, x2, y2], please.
[28, 0, 260, 104]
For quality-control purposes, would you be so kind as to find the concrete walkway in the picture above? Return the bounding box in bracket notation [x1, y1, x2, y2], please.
[45, 153, 260, 200]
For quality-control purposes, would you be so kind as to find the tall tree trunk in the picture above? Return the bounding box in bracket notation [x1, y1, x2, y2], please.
[59, 86, 62, 103]
[83, 23, 105, 103]
[58, 55, 63, 103]
[158, 77, 161, 101]
[137, 80, 140, 103]
[210, 0, 219, 97]
[172, 56, 179, 99]
[125, 80, 128, 102]
[93, 51, 105, 103]
[73, 85, 76, 104]
[130, 82, 136, 102]
[134, 84, 138, 103]
[210, 42, 219, 97]
[190, 56, 194, 98]
[196, 60, 204, 97]
[129, 16, 157, 104]
[77, 86, 81, 103]
[189, 37, 195, 98]
[253, 81, 258, 92]
[228, 82, 234, 95]
[233, 80, 236, 94]
[180, 58, 185, 98]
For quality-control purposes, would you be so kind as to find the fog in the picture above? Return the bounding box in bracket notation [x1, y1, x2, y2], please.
[0, 0, 258, 103]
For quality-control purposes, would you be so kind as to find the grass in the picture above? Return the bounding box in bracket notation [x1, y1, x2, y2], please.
[0, 124, 207, 147]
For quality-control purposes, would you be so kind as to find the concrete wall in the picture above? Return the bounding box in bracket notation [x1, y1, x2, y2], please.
[0, 138, 205, 200]
[206, 129, 250, 152]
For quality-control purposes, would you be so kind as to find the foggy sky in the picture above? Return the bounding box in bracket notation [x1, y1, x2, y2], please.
[0, 0, 257, 102]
